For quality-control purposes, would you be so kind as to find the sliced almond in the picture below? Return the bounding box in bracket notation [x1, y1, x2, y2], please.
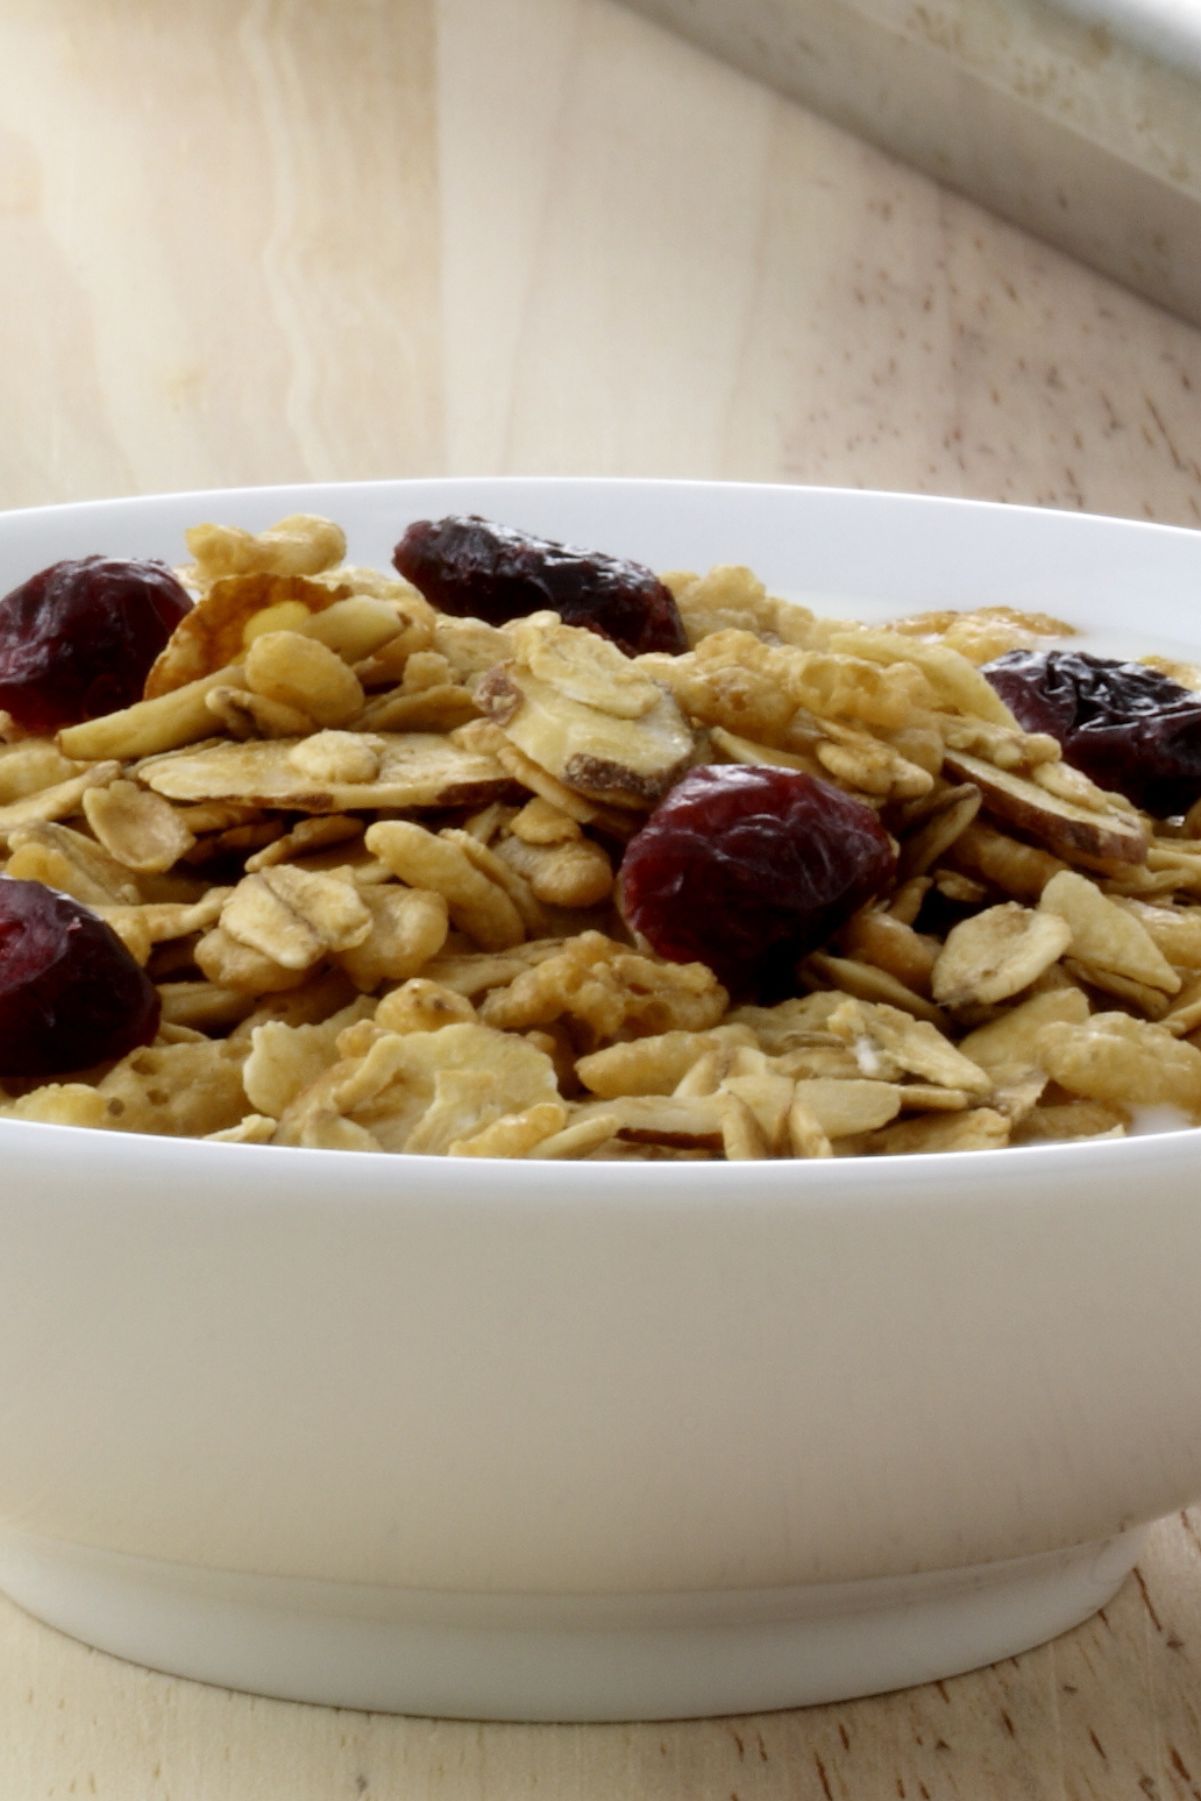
[138, 732, 512, 812]
[477, 663, 693, 808]
[943, 751, 1149, 868]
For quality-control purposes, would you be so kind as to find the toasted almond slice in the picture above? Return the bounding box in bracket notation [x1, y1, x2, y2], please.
[477, 663, 693, 808]
[943, 751, 1148, 867]
[138, 733, 512, 812]
[455, 720, 638, 837]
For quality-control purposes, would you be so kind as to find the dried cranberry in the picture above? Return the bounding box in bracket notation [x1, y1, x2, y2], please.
[0, 879, 159, 1078]
[0, 557, 192, 734]
[983, 648, 1201, 816]
[620, 765, 896, 996]
[393, 515, 687, 656]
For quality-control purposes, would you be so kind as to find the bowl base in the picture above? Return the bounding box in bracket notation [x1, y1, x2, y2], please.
[0, 1526, 1146, 1720]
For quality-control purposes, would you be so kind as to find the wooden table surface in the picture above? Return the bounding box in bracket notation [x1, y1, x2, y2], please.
[4, 0, 1201, 1794]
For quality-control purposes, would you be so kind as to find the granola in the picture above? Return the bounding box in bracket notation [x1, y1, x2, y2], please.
[2, 509, 1200, 1160]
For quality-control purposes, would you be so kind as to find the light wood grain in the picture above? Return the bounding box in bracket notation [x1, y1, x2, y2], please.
[0, 0, 441, 503]
[2, 0, 1201, 1794]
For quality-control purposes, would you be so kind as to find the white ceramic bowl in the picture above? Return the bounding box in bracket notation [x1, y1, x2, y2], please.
[2, 479, 1201, 1722]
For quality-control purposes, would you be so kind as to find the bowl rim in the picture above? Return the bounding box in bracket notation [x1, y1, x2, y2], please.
[5, 472, 1201, 545]
[1, 1108, 1198, 1204]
